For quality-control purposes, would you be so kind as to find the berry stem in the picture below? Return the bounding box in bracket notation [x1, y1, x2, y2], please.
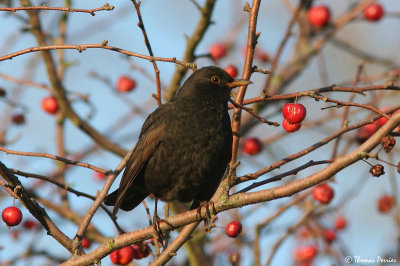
[375, 158, 397, 167]
[361, 159, 373, 167]
[13, 188, 16, 207]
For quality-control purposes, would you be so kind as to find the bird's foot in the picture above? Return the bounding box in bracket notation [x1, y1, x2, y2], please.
[152, 212, 173, 247]
[196, 201, 217, 231]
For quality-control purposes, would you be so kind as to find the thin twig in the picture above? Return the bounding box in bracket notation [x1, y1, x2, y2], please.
[0, 146, 107, 174]
[131, 0, 162, 106]
[0, 42, 196, 70]
[237, 160, 333, 193]
[0, 3, 114, 16]
[230, 0, 262, 180]
[229, 99, 279, 126]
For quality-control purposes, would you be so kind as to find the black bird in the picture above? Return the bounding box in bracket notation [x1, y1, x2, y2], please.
[104, 66, 251, 216]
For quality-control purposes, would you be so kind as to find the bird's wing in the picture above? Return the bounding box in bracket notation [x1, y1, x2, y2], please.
[111, 123, 166, 216]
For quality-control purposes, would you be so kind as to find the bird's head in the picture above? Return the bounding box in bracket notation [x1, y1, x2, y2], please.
[176, 66, 252, 102]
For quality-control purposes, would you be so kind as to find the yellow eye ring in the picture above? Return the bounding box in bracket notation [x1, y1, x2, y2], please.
[210, 75, 221, 84]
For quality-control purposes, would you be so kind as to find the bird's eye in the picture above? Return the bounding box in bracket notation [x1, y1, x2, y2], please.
[210, 75, 221, 84]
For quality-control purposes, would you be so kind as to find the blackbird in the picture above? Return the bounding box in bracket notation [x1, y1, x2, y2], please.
[104, 66, 251, 216]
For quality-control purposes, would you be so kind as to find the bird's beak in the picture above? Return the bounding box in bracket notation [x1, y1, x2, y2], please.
[226, 79, 252, 89]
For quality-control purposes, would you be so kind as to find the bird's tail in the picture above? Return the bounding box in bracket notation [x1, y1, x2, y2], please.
[104, 188, 148, 216]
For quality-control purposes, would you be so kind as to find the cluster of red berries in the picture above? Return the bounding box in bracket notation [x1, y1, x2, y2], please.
[282, 102, 307, 133]
[294, 216, 347, 263]
[309, 182, 348, 249]
[110, 242, 150, 265]
[242, 103, 308, 154]
[242, 103, 307, 153]
[307, 2, 385, 28]
[322, 216, 348, 244]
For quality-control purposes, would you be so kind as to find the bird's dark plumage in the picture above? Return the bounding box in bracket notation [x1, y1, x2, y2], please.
[104, 66, 251, 216]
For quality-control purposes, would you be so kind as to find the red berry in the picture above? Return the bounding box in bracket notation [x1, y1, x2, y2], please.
[11, 114, 25, 125]
[375, 107, 391, 128]
[209, 43, 227, 60]
[356, 123, 378, 143]
[110, 250, 119, 264]
[293, 245, 318, 262]
[2, 206, 23, 227]
[132, 243, 150, 259]
[225, 221, 242, 238]
[117, 76, 136, 93]
[110, 246, 134, 265]
[282, 119, 301, 133]
[307, 5, 331, 27]
[378, 195, 395, 213]
[242, 137, 263, 155]
[363, 3, 384, 21]
[41, 96, 59, 114]
[225, 65, 238, 78]
[289, 104, 307, 124]
[132, 243, 143, 259]
[81, 237, 91, 248]
[282, 103, 294, 119]
[375, 115, 389, 128]
[323, 229, 336, 243]
[334, 216, 347, 230]
[93, 171, 107, 181]
[357, 108, 392, 143]
[252, 47, 270, 62]
[139, 243, 150, 259]
[23, 219, 38, 230]
[257, 51, 270, 63]
[312, 183, 334, 204]
[283, 103, 307, 124]
[118, 246, 134, 264]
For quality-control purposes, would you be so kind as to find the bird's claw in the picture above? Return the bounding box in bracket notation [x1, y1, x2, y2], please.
[196, 201, 217, 229]
[152, 213, 173, 247]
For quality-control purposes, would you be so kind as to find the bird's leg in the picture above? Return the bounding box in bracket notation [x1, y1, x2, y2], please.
[152, 198, 164, 245]
[152, 198, 173, 247]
